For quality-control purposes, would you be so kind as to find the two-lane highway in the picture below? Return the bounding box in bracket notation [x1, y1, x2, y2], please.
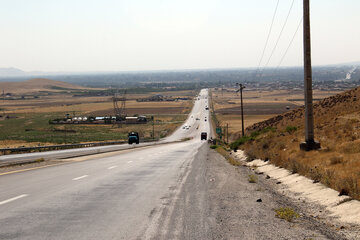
[0, 89, 211, 239]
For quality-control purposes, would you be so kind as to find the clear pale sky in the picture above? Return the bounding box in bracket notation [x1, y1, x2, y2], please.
[0, 0, 359, 72]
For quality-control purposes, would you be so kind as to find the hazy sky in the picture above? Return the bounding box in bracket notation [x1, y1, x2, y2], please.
[1, 0, 359, 72]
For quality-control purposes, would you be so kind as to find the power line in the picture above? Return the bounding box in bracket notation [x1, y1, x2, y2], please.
[276, 17, 303, 68]
[262, 0, 295, 70]
[255, 0, 280, 75]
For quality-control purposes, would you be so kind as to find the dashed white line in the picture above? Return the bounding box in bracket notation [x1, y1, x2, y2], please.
[0, 194, 28, 206]
[108, 166, 118, 170]
[127, 161, 133, 163]
[72, 175, 88, 181]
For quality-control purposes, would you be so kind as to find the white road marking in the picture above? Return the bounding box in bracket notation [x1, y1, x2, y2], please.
[108, 166, 118, 170]
[127, 161, 133, 163]
[0, 194, 28, 206]
[72, 175, 88, 181]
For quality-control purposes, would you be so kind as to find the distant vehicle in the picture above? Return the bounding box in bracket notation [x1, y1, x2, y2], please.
[205, 107, 209, 110]
[205, 119, 207, 122]
[128, 132, 139, 144]
[201, 132, 207, 140]
[196, 118, 200, 120]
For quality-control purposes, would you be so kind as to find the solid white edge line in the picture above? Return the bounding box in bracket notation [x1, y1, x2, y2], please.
[108, 166, 117, 170]
[0, 194, 29, 205]
[72, 175, 89, 181]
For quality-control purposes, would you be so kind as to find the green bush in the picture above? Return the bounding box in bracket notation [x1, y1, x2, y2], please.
[210, 145, 219, 149]
[230, 136, 252, 150]
[275, 207, 300, 222]
[248, 174, 258, 183]
[285, 126, 297, 133]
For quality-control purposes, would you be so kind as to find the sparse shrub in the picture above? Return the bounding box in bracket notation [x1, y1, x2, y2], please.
[36, 158, 45, 163]
[250, 131, 260, 138]
[248, 174, 257, 183]
[275, 207, 300, 222]
[336, 176, 359, 199]
[210, 145, 219, 149]
[329, 155, 343, 165]
[285, 126, 297, 134]
[341, 141, 360, 154]
[246, 151, 256, 161]
[289, 159, 300, 174]
[230, 136, 252, 150]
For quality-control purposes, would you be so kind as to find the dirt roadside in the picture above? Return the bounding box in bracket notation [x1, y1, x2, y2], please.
[207, 148, 349, 240]
[154, 144, 347, 239]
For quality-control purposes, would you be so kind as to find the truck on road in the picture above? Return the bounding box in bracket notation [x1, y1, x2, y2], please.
[128, 132, 140, 144]
[201, 132, 207, 140]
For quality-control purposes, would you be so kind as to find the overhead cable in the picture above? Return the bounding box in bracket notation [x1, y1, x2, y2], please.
[255, 0, 280, 74]
[276, 17, 303, 68]
[262, 0, 296, 70]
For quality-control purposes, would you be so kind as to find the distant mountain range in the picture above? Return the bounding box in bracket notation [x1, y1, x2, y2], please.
[1, 61, 359, 78]
[0, 67, 27, 76]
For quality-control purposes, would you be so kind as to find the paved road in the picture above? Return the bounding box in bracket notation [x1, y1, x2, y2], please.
[1, 88, 342, 240]
[0, 89, 211, 239]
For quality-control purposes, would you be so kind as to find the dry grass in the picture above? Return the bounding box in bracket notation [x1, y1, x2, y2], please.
[215, 147, 242, 166]
[211, 88, 341, 142]
[215, 87, 360, 200]
[239, 87, 360, 200]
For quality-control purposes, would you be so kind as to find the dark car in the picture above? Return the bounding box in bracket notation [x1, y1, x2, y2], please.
[201, 132, 207, 140]
[128, 132, 139, 144]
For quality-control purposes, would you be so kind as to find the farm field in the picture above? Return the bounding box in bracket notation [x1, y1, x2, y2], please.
[211, 88, 342, 141]
[0, 79, 196, 148]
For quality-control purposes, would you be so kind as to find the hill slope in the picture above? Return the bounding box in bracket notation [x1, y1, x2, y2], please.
[239, 87, 360, 200]
[0, 78, 92, 94]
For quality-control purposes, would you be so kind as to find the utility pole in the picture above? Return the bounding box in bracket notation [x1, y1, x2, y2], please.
[300, 0, 320, 151]
[152, 116, 155, 140]
[236, 83, 245, 137]
[226, 123, 229, 144]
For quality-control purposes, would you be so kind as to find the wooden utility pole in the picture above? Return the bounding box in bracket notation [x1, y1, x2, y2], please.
[300, 0, 320, 151]
[152, 116, 155, 140]
[226, 123, 229, 144]
[236, 83, 245, 137]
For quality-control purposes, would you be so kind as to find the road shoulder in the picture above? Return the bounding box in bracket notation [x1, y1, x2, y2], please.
[152, 144, 347, 239]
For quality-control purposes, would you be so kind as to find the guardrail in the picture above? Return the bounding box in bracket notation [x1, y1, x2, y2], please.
[0, 139, 156, 155]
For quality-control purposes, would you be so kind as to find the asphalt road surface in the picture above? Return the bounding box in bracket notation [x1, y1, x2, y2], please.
[0, 89, 211, 239]
[0, 89, 344, 240]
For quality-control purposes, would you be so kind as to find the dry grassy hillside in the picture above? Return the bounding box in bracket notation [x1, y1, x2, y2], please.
[0, 78, 95, 94]
[240, 87, 360, 200]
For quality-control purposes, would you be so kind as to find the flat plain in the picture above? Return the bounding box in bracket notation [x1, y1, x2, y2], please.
[210, 88, 342, 141]
[0, 79, 195, 148]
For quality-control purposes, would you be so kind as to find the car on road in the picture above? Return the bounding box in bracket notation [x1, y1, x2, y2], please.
[128, 132, 140, 144]
[201, 132, 207, 140]
[205, 107, 209, 110]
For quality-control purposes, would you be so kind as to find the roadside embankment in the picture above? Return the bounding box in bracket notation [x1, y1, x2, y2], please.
[233, 150, 360, 239]
[232, 87, 360, 201]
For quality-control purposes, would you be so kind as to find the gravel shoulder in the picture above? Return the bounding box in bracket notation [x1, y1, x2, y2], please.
[148, 144, 346, 239]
